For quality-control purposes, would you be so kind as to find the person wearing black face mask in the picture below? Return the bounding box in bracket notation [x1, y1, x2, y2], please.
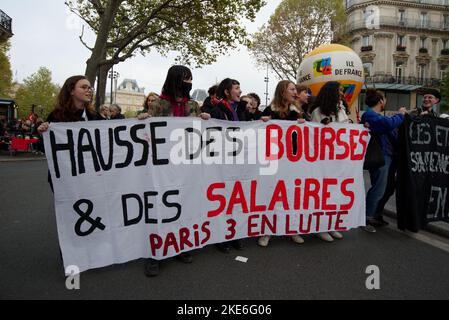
[139, 65, 209, 119]
[138, 65, 210, 277]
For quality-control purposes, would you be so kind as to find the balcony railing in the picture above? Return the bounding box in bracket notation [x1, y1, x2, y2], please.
[361, 45, 373, 51]
[365, 75, 441, 87]
[339, 17, 449, 34]
[0, 9, 12, 36]
[345, 0, 449, 10]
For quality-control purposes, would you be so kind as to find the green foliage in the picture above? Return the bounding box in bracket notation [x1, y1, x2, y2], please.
[0, 41, 13, 98]
[248, 0, 346, 81]
[66, 0, 266, 68]
[14, 67, 60, 120]
[440, 72, 449, 113]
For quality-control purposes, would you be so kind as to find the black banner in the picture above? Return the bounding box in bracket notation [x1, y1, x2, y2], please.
[397, 115, 449, 232]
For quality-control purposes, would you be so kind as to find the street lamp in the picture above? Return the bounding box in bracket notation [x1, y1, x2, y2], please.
[108, 68, 119, 104]
[264, 64, 270, 107]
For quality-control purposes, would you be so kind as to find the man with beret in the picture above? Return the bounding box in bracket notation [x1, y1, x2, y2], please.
[411, 88, 441, 117]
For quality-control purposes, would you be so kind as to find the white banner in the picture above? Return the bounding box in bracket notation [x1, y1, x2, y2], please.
[44, 118, 369, 273]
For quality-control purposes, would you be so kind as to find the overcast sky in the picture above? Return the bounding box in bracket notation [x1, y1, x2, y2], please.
[2, 0, 283, 104]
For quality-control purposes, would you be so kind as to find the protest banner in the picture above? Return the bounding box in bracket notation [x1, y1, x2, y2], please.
[397, 115, 449, 232]
[44, 118, 369, 273]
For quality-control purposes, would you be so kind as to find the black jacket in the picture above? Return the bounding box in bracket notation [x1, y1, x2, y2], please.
[209, 100, 250, 122]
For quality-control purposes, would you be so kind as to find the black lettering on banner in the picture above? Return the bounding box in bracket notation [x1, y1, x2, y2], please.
[225, 127, 242, 157]
[77, 128, 101, 175]
[130, 124, 149, 166]
[114, 126, 134, 168]
[205, 127, 222, 158]
[185, 127, 203, 160]
[161, 190, 181, 223]
[397, 115, 449, 231]
[150, 122, 169, 165]
[144, 191, 158, 224]
[122, 194, 143, 227]
[73, 199, 106, 237]
[50, 129, 76, 178]
[95, 128, 114, 171]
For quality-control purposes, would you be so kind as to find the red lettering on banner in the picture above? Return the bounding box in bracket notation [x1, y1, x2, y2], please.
[285, 215, 296, 235]
[357, 130, 369, 160]
[313, 212, 324, 232]
[149, 234, 163, 256]
[322, 178, 338, 210]
[325, 211, 338, 230]
[286, 125, 302, 162]
[248, 215, 261, 237]
[163, 232, 180, 256]
[340, 179, 355, 210]
[179, 227, 193, 250]
[349, 129, 361, 160]
[336, 128, 350, 160]
[207, 182, 226, 218]
[262, 214, 277, 234]
[250, 181, 267, 212]
[304, 179, 320, 210]
[201, 222, 211, 245]
[266, 124, 284, 160]
[227, 181, 249, 215]
[299, 214, 312, 233]
[320, 127, 336, 160]
[268, 180, 289, 211]
[336, 211, 348, 231]
[150, 222, 212, 257]
[304, 126, 319, 162]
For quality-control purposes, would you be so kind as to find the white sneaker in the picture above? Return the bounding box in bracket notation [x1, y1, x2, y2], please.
[317, 232, 334, 242]
[291, 234, 305, 244]
[329, 231, 343, 239]
[258, 236, 271, 247]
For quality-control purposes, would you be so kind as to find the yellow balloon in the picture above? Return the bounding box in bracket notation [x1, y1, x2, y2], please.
[297, 44, 365, 108]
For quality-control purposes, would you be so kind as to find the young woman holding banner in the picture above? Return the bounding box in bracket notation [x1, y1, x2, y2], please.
[37, 75, 103, 191]
[258, 80, 305, 247]
[309, 81, 348, 242]
[138, 65, 210, 277]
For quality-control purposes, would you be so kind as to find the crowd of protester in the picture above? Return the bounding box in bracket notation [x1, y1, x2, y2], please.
[35, 65, 446, 277]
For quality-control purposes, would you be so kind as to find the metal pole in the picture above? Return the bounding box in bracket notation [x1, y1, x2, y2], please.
[110, 65, 114, 104]
[265, 64, 269, 107]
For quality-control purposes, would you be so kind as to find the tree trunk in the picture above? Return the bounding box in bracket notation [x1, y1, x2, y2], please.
[85, 0, 122, 106]
[94, 64, 111, 108]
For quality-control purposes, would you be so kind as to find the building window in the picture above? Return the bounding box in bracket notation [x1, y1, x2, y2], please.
[444, 15, 449, 30]
[420, 12, 428, 28]
[441, 66, 448, 80]
[396, 62, 404, 83]
[420, 37, 427, 49]
[362, 35, 371, 47]
[418, 64, 427, 82]
[363, 63, 373, 77]
[398, 10, 406, 24]
[397, 35, 406, 47]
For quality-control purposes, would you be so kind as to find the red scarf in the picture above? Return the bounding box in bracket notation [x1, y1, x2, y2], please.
[160, 93, 189, 117]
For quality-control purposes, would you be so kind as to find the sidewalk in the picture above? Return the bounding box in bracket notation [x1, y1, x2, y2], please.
[384, 203, 449, 240]
[0, 150, 46, 162]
